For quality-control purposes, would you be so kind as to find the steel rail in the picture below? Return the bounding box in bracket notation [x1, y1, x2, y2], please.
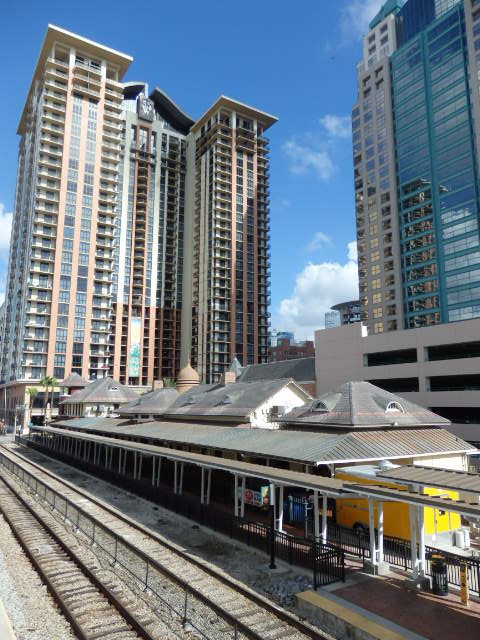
[1, 442, 324, 640]
[0, 471, 155, 640]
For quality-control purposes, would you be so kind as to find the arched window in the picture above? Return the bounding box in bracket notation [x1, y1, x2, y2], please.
[386, 400, 405, 413]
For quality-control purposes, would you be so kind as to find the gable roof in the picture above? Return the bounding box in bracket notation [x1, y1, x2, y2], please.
[61, 378, 138, 405]
[59, 372, 88, 388]
[238, 357, 315, 384]
[164, 379, 311, 421]
[118, 388, 179, 415]
[281, 381, 450, 429]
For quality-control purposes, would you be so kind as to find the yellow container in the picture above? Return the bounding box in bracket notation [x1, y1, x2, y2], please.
[335, 469, 461, 540]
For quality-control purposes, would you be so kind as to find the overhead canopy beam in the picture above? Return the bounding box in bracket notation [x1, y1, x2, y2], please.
[27, 426, 480, 518]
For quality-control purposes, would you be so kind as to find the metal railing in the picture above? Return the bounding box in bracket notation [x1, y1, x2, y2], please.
[0, 451, 257, 640]
[327, 523, 480, 595]
[20, 435, 345, 590]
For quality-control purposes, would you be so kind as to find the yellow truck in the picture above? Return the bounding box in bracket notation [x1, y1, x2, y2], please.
[335, 466, 461, 541]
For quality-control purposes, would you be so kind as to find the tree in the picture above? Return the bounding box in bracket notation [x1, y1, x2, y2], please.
[27, 387, 38, 409]
[40, 375, 55, 423]
[162, 377, 176, 388]
[25, 387, 38, 430]
[39, 375, 50, 423]
[49, 376, 58, 421]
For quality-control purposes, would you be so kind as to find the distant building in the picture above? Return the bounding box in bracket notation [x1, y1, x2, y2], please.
[268, 337, 314, 363]
[269, 329, 294, 347]
[325, 310, 340, 329]
[314, 318, 480, 446]
[330, 300, 361, 326]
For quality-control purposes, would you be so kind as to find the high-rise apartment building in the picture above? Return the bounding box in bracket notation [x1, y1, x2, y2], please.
[110, 83, 191, 385]
[0, 25, 276, 388]
[354, 0, 480, 333]
[181, 98, 276, 382]
[1, 25, 131, 383]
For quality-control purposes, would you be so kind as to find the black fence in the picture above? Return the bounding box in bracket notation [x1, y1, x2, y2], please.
[21, 436, 345, 589]
[327, 522, 480, 595]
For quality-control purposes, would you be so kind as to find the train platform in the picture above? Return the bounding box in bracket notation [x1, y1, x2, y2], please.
[0, 596, 16, 640]
[323, 565, 480, 640]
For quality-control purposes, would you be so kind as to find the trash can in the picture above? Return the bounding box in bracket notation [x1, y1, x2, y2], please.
[430, 554, 449, 596]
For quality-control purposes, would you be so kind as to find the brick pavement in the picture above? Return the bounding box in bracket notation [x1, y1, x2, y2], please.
[331, 569, 480, 640]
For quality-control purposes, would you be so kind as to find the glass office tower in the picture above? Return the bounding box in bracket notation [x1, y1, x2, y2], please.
[354, 0, 480, 332]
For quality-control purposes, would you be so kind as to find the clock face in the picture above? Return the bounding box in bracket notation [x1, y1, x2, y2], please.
[138, 97, 154, 122]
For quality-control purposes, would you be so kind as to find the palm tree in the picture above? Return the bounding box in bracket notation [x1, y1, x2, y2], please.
[39, 375, 49, 422]
[40, 375, 54, 424]
[49, 376, 57, 421]
[26, 387, 38, 426]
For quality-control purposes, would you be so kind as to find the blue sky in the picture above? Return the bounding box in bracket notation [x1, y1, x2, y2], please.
[0, 0, 383, 339]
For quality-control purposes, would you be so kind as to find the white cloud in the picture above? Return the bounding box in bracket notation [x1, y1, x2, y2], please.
[348, 240, 358, 262]
[283, 139, 335, 181]
[340, 0, 384, 42]
[0, 204, 12, 250]
[320, 114, 351, 139]
[307, 231, 332, 253]
[274, 241, 359, 340]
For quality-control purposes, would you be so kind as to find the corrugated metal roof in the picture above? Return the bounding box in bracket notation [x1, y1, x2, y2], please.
[377, 464, 480, 495]
[282, 381, 450, 428]
[30, 425, 480, 517]
[55, 417, 476, 465]
[61, 378, 138, 405]
[164, 379, 310, 419]
[238, 358, 315, 383]
[119, 388, 179, 415]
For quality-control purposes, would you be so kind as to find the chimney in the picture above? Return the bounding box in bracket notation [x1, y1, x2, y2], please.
[152, 380, 164, 390]
[221, 371, 236, 386]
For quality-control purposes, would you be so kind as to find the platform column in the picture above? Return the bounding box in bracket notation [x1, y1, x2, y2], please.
[321, 494, 328, 544]
[234, 475, 239, 517]
[277, 485, 284, 532]
[377, 501, 384, 565]
[313, 490, 320, 542]
[206, 469, 212, 505]
[178, 462, 184, 494]
[417, 506, 425, 577]
[409, 504, 418, 579]
[201, 467, 205, 504]
[368, 498, 377, 567]
[240, 476, 246, 518]
[156, 457, 161, 487]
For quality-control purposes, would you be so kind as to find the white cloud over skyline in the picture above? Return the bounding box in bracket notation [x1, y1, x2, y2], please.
[306, 231, 332, 253]
[0, 204, 12, 250]
[0, 203, 12, 306]
[320, 114, 351, 139]
[340, 0, 384, 42]
[282, 139, 335, 181]
[274, 241, 359, 340]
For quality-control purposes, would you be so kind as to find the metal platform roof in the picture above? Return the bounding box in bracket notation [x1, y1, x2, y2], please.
[377, 464, 480, 495]
[29, 426, 480, 518]
[54, 417, 476, 466]
[30, 425, 344, 495]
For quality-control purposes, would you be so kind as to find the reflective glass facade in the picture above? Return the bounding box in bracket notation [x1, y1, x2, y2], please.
[392, 3, 480, 328]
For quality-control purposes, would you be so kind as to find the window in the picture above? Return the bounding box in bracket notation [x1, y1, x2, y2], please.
[373, 322, 383, 333]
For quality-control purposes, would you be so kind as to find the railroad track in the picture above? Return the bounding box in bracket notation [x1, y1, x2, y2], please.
[0, 442, 325, 640]
[0, 471, 159, 640]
